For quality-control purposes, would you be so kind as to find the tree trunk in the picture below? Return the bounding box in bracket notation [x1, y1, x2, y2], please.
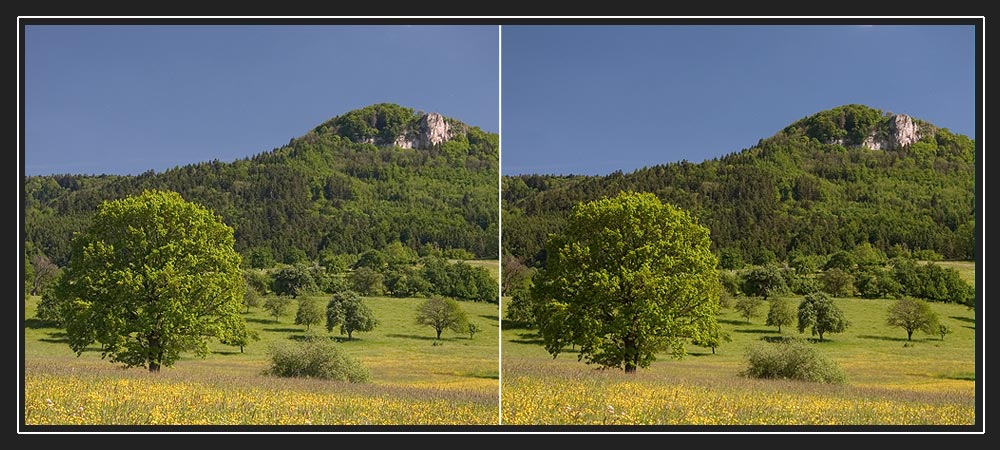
[436, 328, 442, 339]
[148, 333, 162, 372]
[907, 330, 913, 341]
[347, 330, 353, 340]
[818, 331, 824, 342]
[623, 336, 638, 373]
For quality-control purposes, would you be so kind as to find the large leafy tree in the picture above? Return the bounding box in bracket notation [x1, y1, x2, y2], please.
[326, 290, 379, 340]
[531, 191, 721, 373]
[797, 292, 850, 342]
[886, 297, 940, 341]
[415, 296, 468, 340]
[52, 190, 247, 372]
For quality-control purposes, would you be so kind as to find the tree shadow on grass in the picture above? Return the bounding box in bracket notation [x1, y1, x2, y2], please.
[464, 371, 500, 380]
[858, 334, 912, 343]
[289, 333, 329, 342]
[39, 331, 70, 344]
[733, 328, 774, 334]
[804, 337, 840, 344]
[479, 314, 499, 322]
[509, 332, 544, 345]
[500, 319, 532, 330]
[246, 317, 281, 325]
[264, 327, 305, 333]
[937, 373, 975, 381]
[25, 318, 58, 329]
[385, 333, 451, 342]
[949, 316, 975, 331]
[717, 319, 751, 326]
[212, 350, 244, 356]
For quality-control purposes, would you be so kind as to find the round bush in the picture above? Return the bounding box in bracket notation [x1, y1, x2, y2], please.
[740, 339, 846, 384]
[264, 336, 370, 383]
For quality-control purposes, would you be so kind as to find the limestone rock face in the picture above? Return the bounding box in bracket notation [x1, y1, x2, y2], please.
[393, 135, 414, 149]
[381, 112, 453, 149]
[417, 112, 452, 148]
[862, 114, 921, 150]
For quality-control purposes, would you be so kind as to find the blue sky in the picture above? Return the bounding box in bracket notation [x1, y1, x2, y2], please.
[23, 25, 499, 176]
[501, 24, 978, 175]
[22, 23, 979, 178]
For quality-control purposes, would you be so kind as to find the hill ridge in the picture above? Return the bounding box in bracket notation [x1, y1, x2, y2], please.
[24, 102, 500, 266]
[502, 104, 974, 265]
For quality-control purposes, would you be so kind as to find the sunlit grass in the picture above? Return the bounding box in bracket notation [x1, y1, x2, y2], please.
[501, 361, 973, 425]
[24, 292, 500, 425]
[25, 360, 496, 425]
[500, 281, 977, 426]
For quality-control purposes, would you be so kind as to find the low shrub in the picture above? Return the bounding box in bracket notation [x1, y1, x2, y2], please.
[740, 339, 846, 384]
[264, 335, 370, 383]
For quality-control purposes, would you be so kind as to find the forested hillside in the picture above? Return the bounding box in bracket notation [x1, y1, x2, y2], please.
[503, 104, 975, 267]
[24, 103, 499, 267]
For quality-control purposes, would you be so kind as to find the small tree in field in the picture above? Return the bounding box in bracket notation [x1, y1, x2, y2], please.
[467, 323, 481, 339]
[30, 253, 60, 296]
[264, 296, 293, 322]
[326, 290, 378, 340]
[295, 297, 325, 330]
[221, 326, 260, 353]
[797, 293, 849, 342]
[886, 297, 940, 341]
[503, 288, 538, 327]
[415, 297, 468, 340]
[690, 318, 731, 354]
[51, 190, 248, 372]
[766, 297, 796, 333]
[938, 324, 952, 341]
[734, 297, 763, 324]
[244, 282, 263, 313]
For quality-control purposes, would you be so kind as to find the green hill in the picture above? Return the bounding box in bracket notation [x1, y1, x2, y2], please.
[24, 103, 499, 266]
[503, 104, 975, 266]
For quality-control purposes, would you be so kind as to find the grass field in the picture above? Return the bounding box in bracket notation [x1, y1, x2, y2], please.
[500, 261, 978, 426]
[23, 290, 501, 426]
[22, 259, 978, 427]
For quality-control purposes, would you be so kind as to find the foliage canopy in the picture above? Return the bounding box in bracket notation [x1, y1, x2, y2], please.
[52, 190, 248, 372]
[531, 191, 721, 373]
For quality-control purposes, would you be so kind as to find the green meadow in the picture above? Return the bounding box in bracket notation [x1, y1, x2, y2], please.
[24, 262, 501, 426]
[500, 262, 977, 426]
